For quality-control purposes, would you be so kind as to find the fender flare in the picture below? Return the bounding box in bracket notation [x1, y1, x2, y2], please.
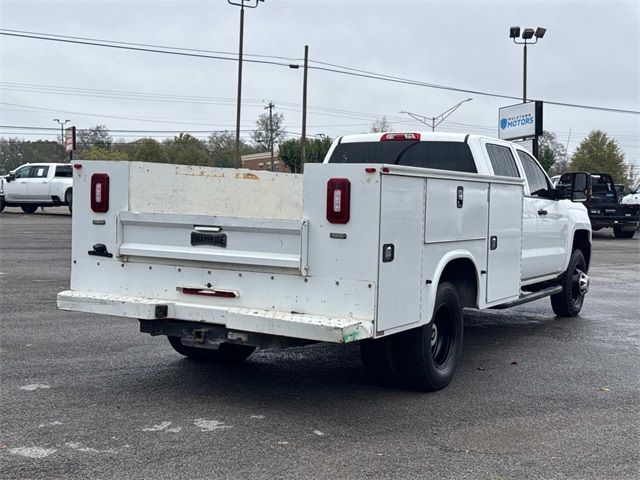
[428, 250, 481, 314]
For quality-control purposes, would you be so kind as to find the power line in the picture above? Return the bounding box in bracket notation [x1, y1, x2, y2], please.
[0, 101, 243, 127]
[0, 28, 303, 63]
[2, 29, 638, 116]
[0, 30, 291, 68]
[308, 64, 640, 115]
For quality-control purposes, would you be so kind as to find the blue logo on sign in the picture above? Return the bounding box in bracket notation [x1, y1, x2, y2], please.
[501, 114, 534, 129]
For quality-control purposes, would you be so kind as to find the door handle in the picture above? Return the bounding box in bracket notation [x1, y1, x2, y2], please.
[538, 209, 548, 216]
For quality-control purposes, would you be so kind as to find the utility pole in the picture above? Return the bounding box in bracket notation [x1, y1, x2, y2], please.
[265, 101, 275, 171]
[228, 0, 266, 168]
[53, 118, 70, 161]
[301, 45, 308, 173]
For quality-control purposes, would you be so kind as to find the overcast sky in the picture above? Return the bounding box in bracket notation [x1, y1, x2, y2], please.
[1, 0, 638, 167]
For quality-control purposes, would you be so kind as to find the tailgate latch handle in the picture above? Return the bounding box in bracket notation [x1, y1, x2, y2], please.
[88, 243, 113, 258]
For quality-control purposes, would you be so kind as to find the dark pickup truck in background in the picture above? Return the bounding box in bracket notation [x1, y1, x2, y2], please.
[558, 172, 639, 238]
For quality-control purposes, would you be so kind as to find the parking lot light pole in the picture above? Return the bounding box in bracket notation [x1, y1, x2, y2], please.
[400, 98, 472, 132]
[510, 26, 546, 102]
[53, 118, 70, 161]
[228, 0, 265, 168]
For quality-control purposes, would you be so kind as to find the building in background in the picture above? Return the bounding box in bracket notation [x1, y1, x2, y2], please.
[241, 152, 288, 172]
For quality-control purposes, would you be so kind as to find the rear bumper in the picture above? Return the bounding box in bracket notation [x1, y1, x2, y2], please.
[57, 290, 373, 344]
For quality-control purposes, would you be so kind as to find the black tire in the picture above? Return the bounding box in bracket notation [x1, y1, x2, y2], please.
[21, 205, 38, 214]
[360, 336, 398, 386]
[167, 336, 255, 362]
[65, 189, 73, 214]
[392, 282, 464, 391]
[0, 197, 5, 213]
[613, 226, 635, 239]
[551, 249, 588, 317]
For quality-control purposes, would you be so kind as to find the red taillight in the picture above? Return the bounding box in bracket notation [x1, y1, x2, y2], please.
[380, 133, 421, 142]
[73, 163, 82, 169]
[326, 178, 351, 224]
[365, 167, 377, 173]
[91, 173, 109, 213]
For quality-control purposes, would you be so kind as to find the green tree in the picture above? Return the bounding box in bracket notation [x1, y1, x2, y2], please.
[207, 131, 256, 168]
[77, 125, 112, 151]
[83, 147, 129, 160]
[370, 115, 392, 133]
[0, 139, 62, 173]
[252, 112, 286, 153]
[278, 136, 333, 173]
[163, 133, 210, 166]
[131, 138, 169, 163]
[569, 130, 628, 185]
[0, 138, 23, 173]
[538, 130, 567, 174]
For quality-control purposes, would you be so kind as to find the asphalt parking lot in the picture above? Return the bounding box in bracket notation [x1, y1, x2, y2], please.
[1, 209, 638, 480]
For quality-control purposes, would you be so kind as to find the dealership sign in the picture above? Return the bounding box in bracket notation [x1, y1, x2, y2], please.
[65, 126, 76, 152]
[498, 101, 543, 140]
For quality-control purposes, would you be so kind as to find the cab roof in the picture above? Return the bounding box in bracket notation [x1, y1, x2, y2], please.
[339, 132, 490, 144]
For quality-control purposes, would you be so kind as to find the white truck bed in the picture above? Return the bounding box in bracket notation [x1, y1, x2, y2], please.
[58, 159, 523, 343]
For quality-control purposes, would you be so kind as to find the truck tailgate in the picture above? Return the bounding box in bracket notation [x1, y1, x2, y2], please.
[118, 212, 308, 272]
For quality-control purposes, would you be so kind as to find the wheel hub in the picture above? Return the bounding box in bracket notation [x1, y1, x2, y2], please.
[430, 324, 438, 347]
[573, 269, 589, 296]
[578, 271, 589, 295]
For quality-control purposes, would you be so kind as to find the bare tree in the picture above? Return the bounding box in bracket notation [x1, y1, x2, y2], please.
[370, 115, 393, 133]
[252, 112, 286, 153]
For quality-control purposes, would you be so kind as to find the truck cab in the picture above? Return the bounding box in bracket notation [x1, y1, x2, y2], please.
[325, 133, 590, 284]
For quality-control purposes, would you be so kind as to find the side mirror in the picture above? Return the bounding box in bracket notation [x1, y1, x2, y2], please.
[554, 185, 572, 200]
[6, 172, 15, 182]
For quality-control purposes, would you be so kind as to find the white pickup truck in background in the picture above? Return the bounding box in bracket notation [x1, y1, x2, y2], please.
[0, 162, 73, 213]
[57, 132, 591, 391]
[621, 178, 640, 205]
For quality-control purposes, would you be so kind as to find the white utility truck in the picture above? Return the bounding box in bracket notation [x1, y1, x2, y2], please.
[57, 132, 591, 390]
[0, 162, 74, 213]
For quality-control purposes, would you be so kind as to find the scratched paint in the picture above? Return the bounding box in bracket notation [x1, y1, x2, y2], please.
[19, 384, 50, 391]
[9, 447, 57, 458]
[193, 419, 232, 431]
[235, 172, 259, 180]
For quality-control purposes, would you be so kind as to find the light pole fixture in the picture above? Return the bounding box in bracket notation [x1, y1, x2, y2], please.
[510, 25, 546, 102]
[228, 0, 265, 168]
[400, 98, 473, 132]
[53, 118, 70, 161]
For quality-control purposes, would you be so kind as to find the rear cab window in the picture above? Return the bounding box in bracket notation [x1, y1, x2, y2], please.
[590, 174, 617, 204]
[327, 141, 477, 173]
[516, 150, 551, 196]
[485, 143, 520, 178]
